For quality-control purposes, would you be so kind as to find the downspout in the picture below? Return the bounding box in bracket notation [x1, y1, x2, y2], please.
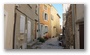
[13, 5, 17, 49]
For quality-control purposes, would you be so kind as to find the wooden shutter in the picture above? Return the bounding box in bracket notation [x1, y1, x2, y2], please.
[20, 15, 25, 33]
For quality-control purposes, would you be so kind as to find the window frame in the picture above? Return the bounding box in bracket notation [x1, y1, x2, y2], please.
[44, 25, 48, 33]
[43, 12, 48, 21]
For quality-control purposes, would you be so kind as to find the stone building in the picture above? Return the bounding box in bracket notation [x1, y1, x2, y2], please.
[65, 5, 74, 48]
[51, 5, 61, 38]
[4, 4, 15, 49]
[39, 4, 51, 38]
[74, 4, 84, 49]
[63, 4, 84, 49]
[4, 4, 39, 49]
[56, 14, 61, 36]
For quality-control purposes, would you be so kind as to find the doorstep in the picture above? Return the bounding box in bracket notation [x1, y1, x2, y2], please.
[27, 39, 39, 48]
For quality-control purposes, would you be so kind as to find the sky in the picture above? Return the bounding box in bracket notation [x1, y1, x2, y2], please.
[52, 4, 63, 29]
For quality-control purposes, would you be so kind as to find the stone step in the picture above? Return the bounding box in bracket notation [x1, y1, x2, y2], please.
[27, 40, 39, 49]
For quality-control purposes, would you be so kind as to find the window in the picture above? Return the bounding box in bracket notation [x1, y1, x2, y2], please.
[45, 13, 47, 20]
[43, 12, 48, 20]
[44, 13, 48, 20]
[45, 26, 48, 33]
[20, 15, 25, 33]
[45, 13, 48, 20]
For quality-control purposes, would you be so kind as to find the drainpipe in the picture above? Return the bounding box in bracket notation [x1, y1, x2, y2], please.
[13, 10, 16, 49]
[71, 4, 75, 49]
[13, 4, 17, 49]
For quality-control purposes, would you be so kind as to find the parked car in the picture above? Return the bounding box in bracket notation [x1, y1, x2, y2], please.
[58, 40, 63, 46]
[58, 34, 64, 46]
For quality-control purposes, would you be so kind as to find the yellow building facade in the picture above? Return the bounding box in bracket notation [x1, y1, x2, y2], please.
[39, 4, 51, 38]
[51, 5, 61, 38]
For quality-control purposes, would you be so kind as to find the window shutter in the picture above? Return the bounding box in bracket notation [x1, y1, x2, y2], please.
[20, 15, 25, 33]
[44, 26, 48, 33]
[46, 14, 48, 20]
[43, 25, 45, 34]
[46, 26, 47, 32]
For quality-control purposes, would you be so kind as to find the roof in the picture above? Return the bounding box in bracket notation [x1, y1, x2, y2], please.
[57, 13, 61, 18]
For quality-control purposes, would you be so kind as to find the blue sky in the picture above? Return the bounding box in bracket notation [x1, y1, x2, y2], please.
[52, 4, 63, 28]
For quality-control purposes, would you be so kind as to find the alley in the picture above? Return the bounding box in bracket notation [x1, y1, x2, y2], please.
[4, 4, 84, 49]
[31, 37, 64, 49]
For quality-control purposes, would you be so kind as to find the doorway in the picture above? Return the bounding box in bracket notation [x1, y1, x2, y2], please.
[79, 23, 84, 49]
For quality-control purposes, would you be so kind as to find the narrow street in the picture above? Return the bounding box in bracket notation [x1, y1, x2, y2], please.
[31, 37, 64, 49]
[4, 4, 84, 49]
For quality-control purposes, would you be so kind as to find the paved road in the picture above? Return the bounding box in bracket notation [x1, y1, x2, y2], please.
[40, 37, 64, 49]
[32, 37, 64, 49]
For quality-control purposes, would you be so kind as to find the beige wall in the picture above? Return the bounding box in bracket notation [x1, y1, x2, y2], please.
[56, 14, 60, 35]
[76, 4, 84, 21]
[75, 24, 80, 49]
[51, 6, 60, 37]
[39, 4, 51, 38]
[15, 4, 38, 49]
[4, 4, 38, 49]
[4, 4, 15, 49]
[51, 6, 57, 37]
[75, 4, 84, 49]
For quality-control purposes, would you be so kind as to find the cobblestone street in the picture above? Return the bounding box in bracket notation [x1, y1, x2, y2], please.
[31, 37, 64, 49]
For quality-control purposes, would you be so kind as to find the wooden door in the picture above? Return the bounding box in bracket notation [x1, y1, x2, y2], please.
[79, 23, 84, 49]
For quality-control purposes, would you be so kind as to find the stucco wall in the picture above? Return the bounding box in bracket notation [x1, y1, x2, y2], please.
[4, 4, 15, 49]
[75, 24, 80, 49]
[15, 4, 38, 48]
[76, 4, 84, 21]
[39, 4, 51, 37]
[56, 14, 60, 35]
[51, 6, 57, 37]
[51, 6, 60, 37]
[75, 4, 84, 49]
